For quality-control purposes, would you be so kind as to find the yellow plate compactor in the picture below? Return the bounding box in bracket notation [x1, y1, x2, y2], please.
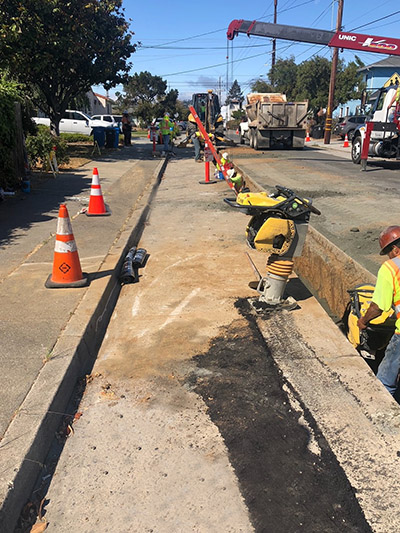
[225, 185, 321, 310]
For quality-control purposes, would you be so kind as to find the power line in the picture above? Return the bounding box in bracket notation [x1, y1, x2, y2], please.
[349, 9, 400, 32]
[140, 44, 273, 50]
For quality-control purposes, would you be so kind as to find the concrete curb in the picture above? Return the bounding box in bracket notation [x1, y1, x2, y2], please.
[235, 163, 376, 319]
[0, 157, 169, 532]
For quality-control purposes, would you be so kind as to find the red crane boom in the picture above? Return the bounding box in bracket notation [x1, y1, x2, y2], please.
[227, 20, 400, 56]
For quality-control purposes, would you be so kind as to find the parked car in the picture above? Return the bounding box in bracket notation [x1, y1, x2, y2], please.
[334, 115, 366, 140]
[32, 110, 114, 135]
[91, 114, 125, 132]
[176, 121, 187, 131]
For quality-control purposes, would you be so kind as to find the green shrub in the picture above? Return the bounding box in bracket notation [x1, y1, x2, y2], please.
[26, 127, 69, 168]
[60, 132, 92, 143]
[0, 75, 19, 189]
[226, 119, 240, 130]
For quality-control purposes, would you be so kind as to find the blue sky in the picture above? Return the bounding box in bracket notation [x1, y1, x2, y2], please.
[101, 0, 400, 101]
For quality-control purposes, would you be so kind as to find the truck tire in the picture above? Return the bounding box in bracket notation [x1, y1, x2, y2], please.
[351, 136, 362, 164]
[249, 129, 255, 148]
[253, 130, 259, 150]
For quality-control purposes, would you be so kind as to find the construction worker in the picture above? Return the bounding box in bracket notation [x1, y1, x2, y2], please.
[358, 226, 400, 396]
[160, 112, 174, 155]
[121, 111, 132, 146]
[215, 151, 233, 180]
[227, 168, 248, 194]
[187, 112, 202, 162]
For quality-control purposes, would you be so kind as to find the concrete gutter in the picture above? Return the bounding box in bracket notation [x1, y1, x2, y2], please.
[236, 164, 376, 319]
[0, 157, 169, 532]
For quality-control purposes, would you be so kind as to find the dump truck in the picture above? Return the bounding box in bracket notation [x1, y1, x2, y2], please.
[239, 93, 308, 149]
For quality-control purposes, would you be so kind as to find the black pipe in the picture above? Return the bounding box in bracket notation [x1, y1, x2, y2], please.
[119, 246, 137, 284]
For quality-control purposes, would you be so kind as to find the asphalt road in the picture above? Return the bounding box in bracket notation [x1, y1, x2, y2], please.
[228, 139, 400, 275]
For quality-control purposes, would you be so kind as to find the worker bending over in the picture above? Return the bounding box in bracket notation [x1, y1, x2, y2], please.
[358, 226, 400, 396]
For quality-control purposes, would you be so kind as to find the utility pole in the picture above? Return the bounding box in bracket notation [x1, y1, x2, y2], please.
[218, 76, 222, 103]
[272, 0, 277, 67]
[324, 0, 344, 144]
[226, 40, 229, 103]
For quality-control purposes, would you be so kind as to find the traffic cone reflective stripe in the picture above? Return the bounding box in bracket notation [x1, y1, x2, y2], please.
[86, 167, 110, 216]
[343, 133, 349, 147]
[305, 131, 311, 142]
[45, 204, 89, 288]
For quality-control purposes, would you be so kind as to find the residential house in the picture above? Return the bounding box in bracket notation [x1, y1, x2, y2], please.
[334, 55, 400, 118]
[86, 90, 114, 116]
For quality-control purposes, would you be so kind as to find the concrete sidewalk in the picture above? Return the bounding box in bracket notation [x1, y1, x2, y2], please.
[308, 136, 352, 158]
[23, 154, 400, 532]
[0, 140, 164, 530]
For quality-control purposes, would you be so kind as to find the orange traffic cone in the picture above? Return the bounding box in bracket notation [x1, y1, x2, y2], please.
[45, 204, 89, 288]
[86, 168, 110, 216]
[343, 133, 349, 147]
[305, 130, 311, 142]
[236, 128, 239, 135]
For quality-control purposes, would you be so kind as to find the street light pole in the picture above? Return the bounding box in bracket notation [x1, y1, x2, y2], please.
[324, 0, 344, 144]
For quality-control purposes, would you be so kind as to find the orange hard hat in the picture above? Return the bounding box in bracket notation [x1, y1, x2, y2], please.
[379, 226, 400, 255]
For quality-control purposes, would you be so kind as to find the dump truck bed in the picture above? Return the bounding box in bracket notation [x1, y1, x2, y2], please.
[247, 101, 308, 129]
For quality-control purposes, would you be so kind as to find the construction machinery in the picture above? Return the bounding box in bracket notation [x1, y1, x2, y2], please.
[185, 90, 234, 147]
[227, 20, 400, 57]
[191, 91, 224, 137]
[239, 93, 308, 149]
[225, 185, 320, 309]
[351, 85, 400, 164]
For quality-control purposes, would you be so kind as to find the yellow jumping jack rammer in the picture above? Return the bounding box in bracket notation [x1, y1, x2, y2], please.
[225, 185, 321, 310]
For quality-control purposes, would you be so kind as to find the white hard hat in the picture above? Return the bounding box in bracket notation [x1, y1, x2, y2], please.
[222, 152, 229, 160]
[227, 168, 235, 178]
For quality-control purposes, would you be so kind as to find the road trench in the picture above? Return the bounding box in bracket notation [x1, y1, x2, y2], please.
[20, 154, 400, 533]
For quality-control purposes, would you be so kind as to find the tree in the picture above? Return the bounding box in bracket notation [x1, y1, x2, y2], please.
[174, 100, 190, 121]
[116, 71, 167, 123]
[155, 89, 179, 117]
[268, 57, 298, 100]
[0, 0, 136, 135]
[294, 56, 331, 109]
[226, 79, 244, 107]
[250, 79, 274, 93]
[335, 56, 365, 108]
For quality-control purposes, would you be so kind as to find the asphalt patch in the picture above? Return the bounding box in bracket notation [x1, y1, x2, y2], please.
[189, 299, 372, 533]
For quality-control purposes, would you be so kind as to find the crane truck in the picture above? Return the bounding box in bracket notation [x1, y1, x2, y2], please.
[351, 84, 400, 164]
[239, 92, 308, 149]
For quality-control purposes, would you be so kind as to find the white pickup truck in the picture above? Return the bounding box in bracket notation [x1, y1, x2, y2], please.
[32, 110, 115, 135]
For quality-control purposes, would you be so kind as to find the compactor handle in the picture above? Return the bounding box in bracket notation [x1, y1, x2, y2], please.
[275, 184, 321, 215]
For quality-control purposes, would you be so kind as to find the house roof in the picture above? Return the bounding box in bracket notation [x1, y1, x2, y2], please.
[358, 55, 400, 72]
[93, 92, 113, 101]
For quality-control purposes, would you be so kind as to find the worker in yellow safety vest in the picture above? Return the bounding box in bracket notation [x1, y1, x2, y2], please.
[215, 151, 233, 180]
[187, 113, 202, 162]
[358, 225, 400, 395]
[159, 113, 174, 155]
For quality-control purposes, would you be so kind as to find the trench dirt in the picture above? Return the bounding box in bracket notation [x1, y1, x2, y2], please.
[189, 300, 372, 533]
